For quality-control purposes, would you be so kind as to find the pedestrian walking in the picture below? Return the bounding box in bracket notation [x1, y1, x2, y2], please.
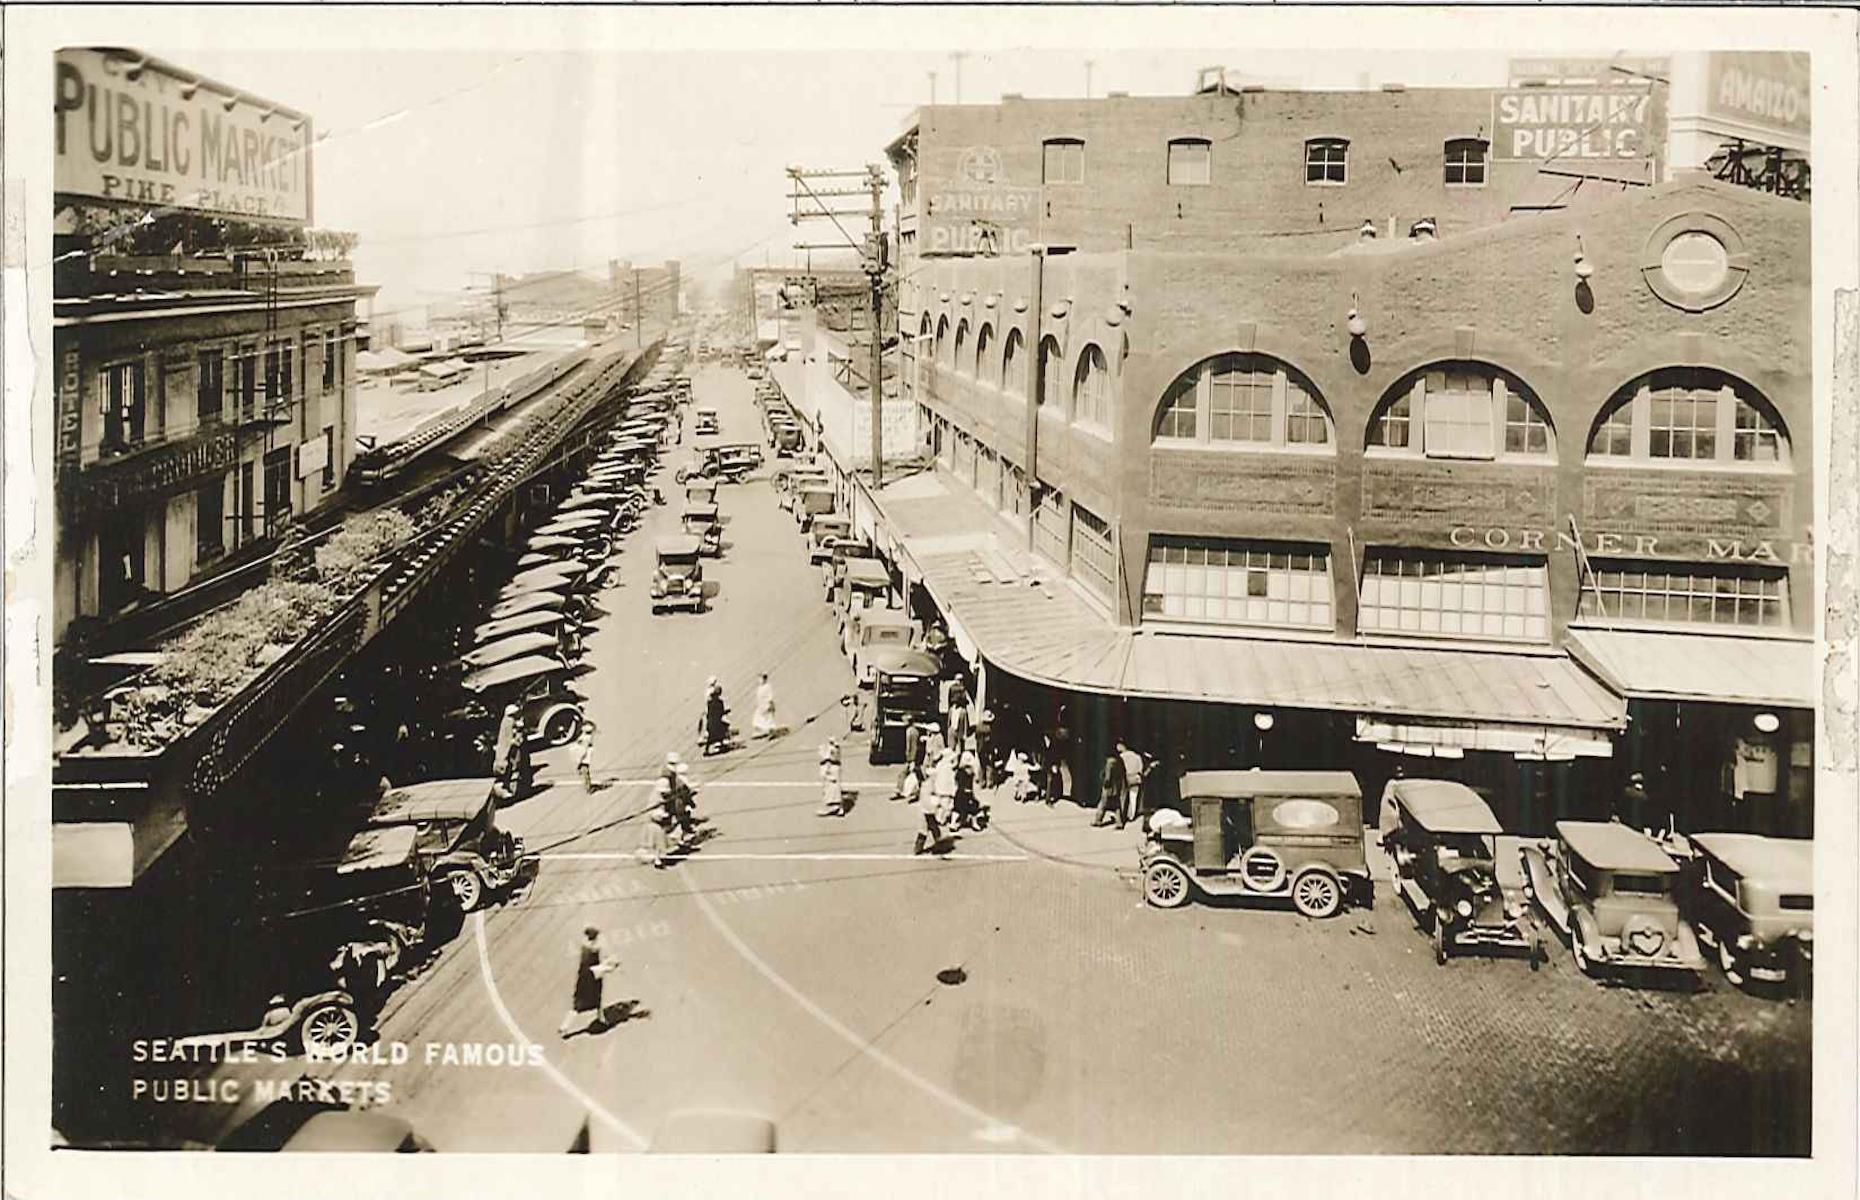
[751, 672, 780, 739]
[946, 681, 973, 752]
[1004, 749, 1037, 804]
[1044, 721, 1072, 806]
[816, 741, 846, 817]
[974, 708, 996, 788]
[492, 703, 520, 778]
[558, 927, 620, 1037]
[575, 722, 597, 792]
[1093, 745, 1128, 829]
[1118, 739, 1145, 826]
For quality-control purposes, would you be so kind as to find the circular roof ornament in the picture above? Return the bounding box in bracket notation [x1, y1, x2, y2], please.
[1641, 212, 1750, 312]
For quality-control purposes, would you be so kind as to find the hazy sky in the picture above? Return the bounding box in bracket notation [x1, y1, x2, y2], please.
[157, 45, 1510, 317]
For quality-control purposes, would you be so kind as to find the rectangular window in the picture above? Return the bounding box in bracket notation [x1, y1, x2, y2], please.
[262, 447, 292, 537]
[195, 477, 225, 563]
[1578, 560, 1788, 629]
[1444, 139, 1488, 186]
[1503, 392, 1550, 455]
[1592, 402, 1634, 457]
[101, 361, 148, 451]
[1167, 139, 1212, 186]
[323, 331, 339, 391]
[1648, 381, 1717, 460]
[1360, 551, 1549, 642]
[1033, 486, 1068, 567]
[237, 460, 257, 547]
[1421, 371, 1495, 460]
[196, 349, 225, 428]
[1069, 504, 1116, 602]
[1733, 399, 1781, 463]
[1208, 367, 1273, 443]
[1003, 465, 1027, 519]
[1371, 395, 1412, 449]
[321, 425, 337, 492]
[1143, 537, 1333, 630]
[1285, 386, 1330, 446]
[1156, 389, 1198, 440]
[1042, 139, 1085, 185]
[235, 345, 258, 418]
[1305, 138, 1348, 184]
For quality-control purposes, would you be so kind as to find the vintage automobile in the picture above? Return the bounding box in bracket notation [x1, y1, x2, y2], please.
[1521, 821, 1706, 982]
[472, 607, 572, 646]
[775, 467, 830, 510]
[1675, 832, 1813, 992]
[681, 503, 723, 557]
[526, 532, 610, 565]
[807, 515, 852, 565]
[1139, 771, 1370, 918]
[847, 605, 918, 685]
[362, 777, 526, 914]
[866, 647, 942, 765]
[460, 631, 561, 672]
[486, 588, 577, 622]
[684, 479, 719, 507]
[533, 514, 608, 539]
[460, 655, 586, 747]
[794, 485, 838, 531]
[1381, 779, 1545, 967]
[499, 560, 590, 600]
[650, 534, 707, 614]
[836, 554, 889, 620]
[824, 536, 879, 598]
[693, 407, 721, 436]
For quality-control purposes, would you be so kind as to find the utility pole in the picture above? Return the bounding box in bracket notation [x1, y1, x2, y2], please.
[950, 52, 967, 104]
[1085, 59, 1096, 99]
[786, 163, 890, 487]
[928, 70, 938, 105]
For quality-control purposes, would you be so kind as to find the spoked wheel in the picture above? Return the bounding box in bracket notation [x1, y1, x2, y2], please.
[298, 1001, 359, 1058]
[1290, 870, 1343, 919]
[1143, 860, 1192, 910]
[448, 869, 485, 914]
[542, 708, 582, 747]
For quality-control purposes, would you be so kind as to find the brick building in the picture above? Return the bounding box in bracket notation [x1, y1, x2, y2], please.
[876, 82, 1811, 835]
[52, 50, 373, 651]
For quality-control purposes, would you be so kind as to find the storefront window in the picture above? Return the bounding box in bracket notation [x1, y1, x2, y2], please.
[1143, 537, 1333, 629]
[1153, 353, 1332, 450]
[1587, 368, 1788, 467]
[1070, 503, 1116, 601]
[1577, 560, 1789, 628]
[1360, 550, 1549, 641]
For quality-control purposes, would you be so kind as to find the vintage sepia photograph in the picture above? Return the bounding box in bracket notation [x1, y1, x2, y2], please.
[4, 5, 1855, 1195]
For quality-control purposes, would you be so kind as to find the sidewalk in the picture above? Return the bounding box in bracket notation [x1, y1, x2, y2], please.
[981, 783, 1144, 874]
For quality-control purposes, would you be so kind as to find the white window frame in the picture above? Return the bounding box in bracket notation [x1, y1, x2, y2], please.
[1586, 371, 1791, 471]
[1152, 355, 1333, 453]
[1069, 502, 1117, 601]
[1042, 138, 1085, 185]
[1142, 537, 1334, 631]
[1444, 138, 1489, 188]
[1577, 559, 1791, 630]
[1167, 138, 1212, 186]
[1367, 367, 1554, 463]
[1073, 344, 1112, 433]
[1359, 551, 1551, 643]
[1305, 137, 1349, 185]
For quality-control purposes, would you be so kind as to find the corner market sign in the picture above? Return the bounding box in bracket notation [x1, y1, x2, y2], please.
[1491, 87, 1658, 161]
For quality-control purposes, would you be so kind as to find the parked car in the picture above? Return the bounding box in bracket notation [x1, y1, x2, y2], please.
[807, 515, 852, 565]
[866, 647, 942, 765]
[693, 407, 721, 436]
[1381, 779, 1544, 967]
[1674, 832, 1813, 993]
[847, 605, 918, 684]
[1521, 821, 1705, 982]
[1140, 771, 1370, 917]
[794, 485, 837, 530]
[361, 777, 527, 914]
[460, 656, 586, 748]
[649, 534, 707, 614]
[681, 503, 723, 557]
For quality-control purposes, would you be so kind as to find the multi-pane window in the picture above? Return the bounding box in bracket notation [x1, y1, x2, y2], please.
[1074, 344, 1111, 429]
[1360, 551, 1550, 641]
[196, 349, 225, 428]
[1588, 369, 1789, 467]
[1305, 137, 1348, 184]
[954, 320, 970, 375]
[101, 361, 148, 452]
[1578, 561, 1789, 628]
[323, 331, 339, 390]
[234, 345, 258, 418]
[1042, 138, 1085, 185]
[1153, 353, 1332, 449]
[1038, 336, 1063, 408]
[1003, 464, 1028, 519]
[1143, 537, 1333, 630]
[1070, 503, 1117, 601]
[263, 339, 295, 411]
[1444, 138, 1489, 186]
[975, 324, 993, 380]
[954, 429, 977, 484]
[1033, 484, 1069, 567]
[1368, 364, 1553, 461]
[1003, 330, 1025, 397]
[321, 425, 337, 492]
[1167, 138, 1212, 186]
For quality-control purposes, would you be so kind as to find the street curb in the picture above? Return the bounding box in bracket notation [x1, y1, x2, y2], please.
[984, 795, 1140, 880]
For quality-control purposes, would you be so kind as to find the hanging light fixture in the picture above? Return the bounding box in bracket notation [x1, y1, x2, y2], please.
[1346, 294, 1367, 339]
[1573, 234, 1594, 281]
[1753, 711, 1781, 734]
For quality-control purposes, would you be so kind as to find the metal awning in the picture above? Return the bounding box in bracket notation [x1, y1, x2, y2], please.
[1565, 627, 1813, 709]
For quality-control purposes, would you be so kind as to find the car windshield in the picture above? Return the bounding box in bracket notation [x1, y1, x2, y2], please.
[1611, 872, 1670, 896]
[660, 555, 698, 569]
[1435, 833, 1493, 862]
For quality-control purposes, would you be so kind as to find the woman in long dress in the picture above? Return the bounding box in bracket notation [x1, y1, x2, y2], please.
[751, 672, 779, 738]
[558, 928, 616, 1037]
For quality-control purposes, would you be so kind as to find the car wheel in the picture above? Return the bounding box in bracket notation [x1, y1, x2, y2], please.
[1143, 860, 1192, 910]
[1572, 934, 1594, 977]
[448, 869, 485, 914]
[298, 1001, 359, 1058]
[1718, 938, 1745, 986]
[543, 708, 582, 747]
[1432, 919, 1448, 966]
[1290, 869, 1342, 919]
[1529, 937, 1545, 971]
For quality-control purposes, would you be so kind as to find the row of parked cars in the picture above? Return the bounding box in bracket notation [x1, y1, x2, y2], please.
[1140, 771, 1813, 995]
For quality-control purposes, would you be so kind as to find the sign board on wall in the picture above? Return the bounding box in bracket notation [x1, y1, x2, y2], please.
[1704, 51, 1810, 148]
[1491, 86, 1661, 164]
[296, 435, 329, 479]
[923, 146, 1040, 256]
[54, 48, 312, 221]
[1507, 57, 1671, 86]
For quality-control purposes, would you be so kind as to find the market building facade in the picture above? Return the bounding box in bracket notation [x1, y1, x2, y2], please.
[877, 80, 1811, 836]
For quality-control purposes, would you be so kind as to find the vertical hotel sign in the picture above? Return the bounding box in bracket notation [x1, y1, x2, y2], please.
[924, 147, 1040, 256]
[54, 48, 311, 221]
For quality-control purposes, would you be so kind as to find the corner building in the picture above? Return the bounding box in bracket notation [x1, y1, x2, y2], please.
[883, 86, 1811, 835]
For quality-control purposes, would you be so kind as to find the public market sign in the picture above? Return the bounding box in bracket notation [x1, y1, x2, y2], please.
[1704, 51, 1810, 148]
[1490, 86, 1658, 162]
[924, 145, 1040, 256]
[54, 48, 312, 221]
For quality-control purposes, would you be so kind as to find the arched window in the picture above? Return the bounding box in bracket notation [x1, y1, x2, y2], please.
[1073, 344, 1111, 429]
[1003, 329, 1025, 397]
[975, 323, 994, 382]
[954, 320, 970, 375]
[1367, 363, 1553, 462]
[1152, 353, 1332, 450]
[1305, 137, 1348, 185]
[934, 315, 949, 366]
[1587, 368, 1790, 466]
[1444, 138, 1488, 187]
[1038, 336, 1063, 409]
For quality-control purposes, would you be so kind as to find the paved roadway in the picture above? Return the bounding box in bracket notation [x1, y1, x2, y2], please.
[227, 361, 1810, 1156]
